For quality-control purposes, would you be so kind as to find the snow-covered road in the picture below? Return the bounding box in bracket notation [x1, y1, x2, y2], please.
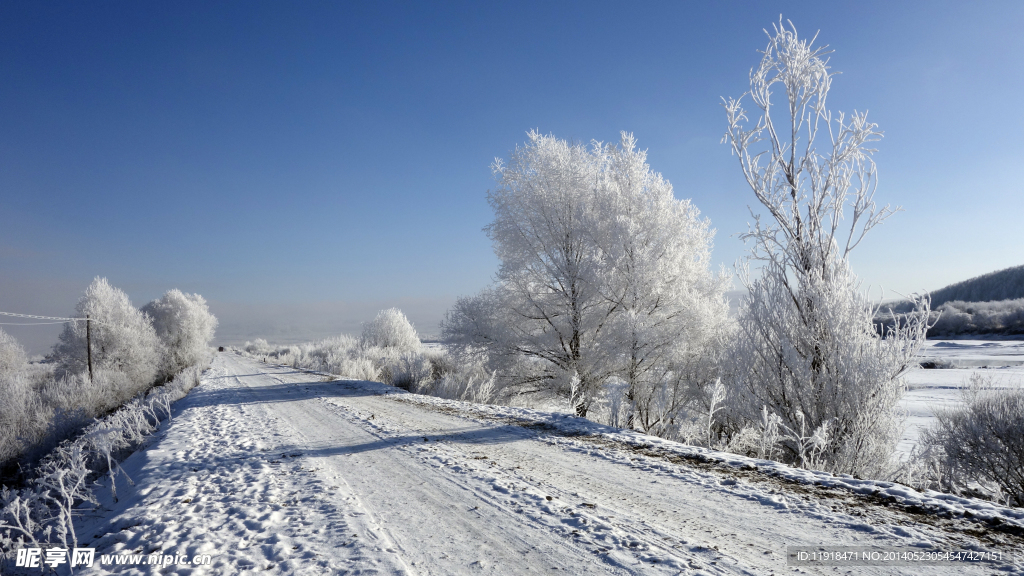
[74, 353, 1022, 575]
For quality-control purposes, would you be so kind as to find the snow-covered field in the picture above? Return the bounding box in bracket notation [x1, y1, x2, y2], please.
[898, 340, 1024, 456]
[51, 352, 1023, 575]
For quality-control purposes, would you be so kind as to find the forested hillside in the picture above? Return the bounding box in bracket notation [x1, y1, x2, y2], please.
[879, 265, 1024, 337]
[930, 264, 1024, 307]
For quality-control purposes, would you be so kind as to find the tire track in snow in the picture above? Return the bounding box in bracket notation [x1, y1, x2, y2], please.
[232, 359, 632, 575]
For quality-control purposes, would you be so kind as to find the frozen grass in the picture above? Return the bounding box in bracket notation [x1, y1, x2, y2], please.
[241, 335, 497, 405]
[0, 363, 208, 559]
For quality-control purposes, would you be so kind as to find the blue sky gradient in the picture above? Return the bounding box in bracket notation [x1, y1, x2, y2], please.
[2, 1, 1022, 354]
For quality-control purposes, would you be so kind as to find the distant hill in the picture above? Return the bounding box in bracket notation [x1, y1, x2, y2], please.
[928, 264, 1024, 307]
[877, 264, 1024, 338]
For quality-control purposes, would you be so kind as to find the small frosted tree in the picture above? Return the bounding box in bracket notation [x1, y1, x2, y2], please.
[721, 20, 929, 476]
[142, 289, 218, 380]
[361, 308, 421, 352]
[49, 277, 161, 387]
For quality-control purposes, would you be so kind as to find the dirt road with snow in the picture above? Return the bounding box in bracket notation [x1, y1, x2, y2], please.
[74, 353, 1023, 575]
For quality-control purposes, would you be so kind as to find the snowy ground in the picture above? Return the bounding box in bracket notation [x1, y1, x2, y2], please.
[55, 352, 1024, 575]
[898, 340, 1024, 457]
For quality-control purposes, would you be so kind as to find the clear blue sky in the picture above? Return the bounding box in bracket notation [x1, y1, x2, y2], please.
[2, 1, 1022, 354]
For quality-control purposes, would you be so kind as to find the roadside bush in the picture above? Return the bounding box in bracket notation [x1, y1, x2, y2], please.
[379, 351, 433, 391]
[143, 289, 218, 381]
[919, 374, 1024, 505]
[244, 338, 271, 356]
[238, 306, 503, 404]
[0, 373, 48, 465]
[0, 329, 27, 375]
[361, 308, 421, 352]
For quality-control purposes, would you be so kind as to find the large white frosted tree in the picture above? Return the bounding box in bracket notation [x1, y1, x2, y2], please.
[590, 135, 729, 432]
[470, 132, 614, 416]
[444, 131, 727, 421]
[722, 20, 929, 476]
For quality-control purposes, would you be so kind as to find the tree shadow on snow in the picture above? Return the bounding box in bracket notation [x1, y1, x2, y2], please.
[179, 374, 401, 411]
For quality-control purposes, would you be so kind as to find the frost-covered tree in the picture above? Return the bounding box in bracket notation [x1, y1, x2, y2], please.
[446, 132, 615, 417]
[721, 20, 929, 476]
[445, 131, 726, 420]
[49, 277, 161, 386]
[142, 289, 218, 380]
[361, 308, 421, 352]
[590, 135, 729, 431]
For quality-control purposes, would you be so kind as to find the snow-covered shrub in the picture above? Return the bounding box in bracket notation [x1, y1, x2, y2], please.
[358, 345, 432, 390]
[336, 356, 379, 381]
[721, 21, 930, 477]
[0, 329, 27, 376]
[244, 338, 271, 355]
[727, 259, 928, 476]
[49, 277, 161, 387]
[427, 366, 497, 404]
[420, 347, 457, 381]
[42, 369, 138, 418]
[920, 374, 1024, 505]
[361, 308, 421, 352]
[143, 289, 218, 380]
[0, 376, 49, 466]
[0, 330, 34, 462]
[299, 334, 357, 373]
[385, 353, 434, 392]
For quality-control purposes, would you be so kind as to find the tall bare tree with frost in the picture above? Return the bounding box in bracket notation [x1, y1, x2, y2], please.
[722, 20, 929, 476]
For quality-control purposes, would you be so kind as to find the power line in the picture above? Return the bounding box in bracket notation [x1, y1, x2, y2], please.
[0, 321, 70, 325]
[0, 310, 101, 382]
[0, 311, 89, 322]
[0, 311, 108, 326]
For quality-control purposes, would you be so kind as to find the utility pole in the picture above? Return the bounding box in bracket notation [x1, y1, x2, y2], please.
[86, 314, 93, 382]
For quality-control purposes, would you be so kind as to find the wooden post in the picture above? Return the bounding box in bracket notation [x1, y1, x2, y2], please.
[86, 314, 93, 382]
